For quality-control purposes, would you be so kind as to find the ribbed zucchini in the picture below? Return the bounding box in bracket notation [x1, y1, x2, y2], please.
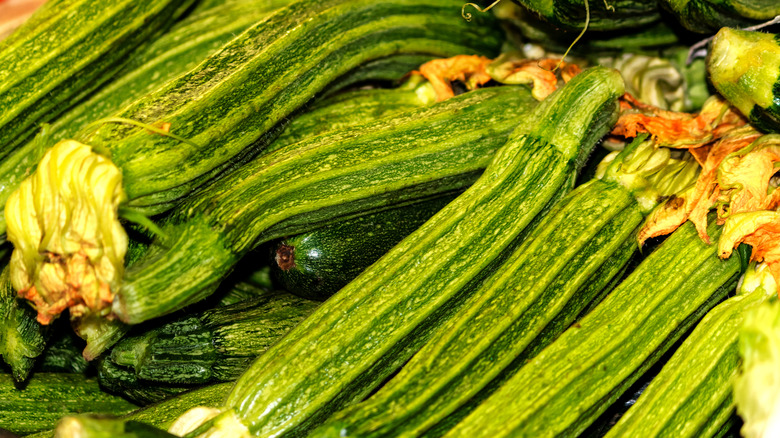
[178, 67, 623, 438]
[6, 0, 506, 327]
[509, 0, 660, 31]
[272, 193, 457, 300]
[0, 264, 46, 381]
[660, 0, 780, 33]
[708, 28, 780, 133]
[445, 219, 742, 438]
[0, 0, 290, 237]
[52, 415, 176, 438]
[0, 0, 194, 157]
[102, 291, 318, 391]
[0, 373, 137, 435]
[605, 262, 775, 438]
[313, 139, 699, 437]
[117, 85, 539, 324]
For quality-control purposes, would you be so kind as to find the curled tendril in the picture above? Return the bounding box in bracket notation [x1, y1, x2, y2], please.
[603, 0, 615, 12]
[552, 0, 590, 73]
[461, 0, 503, 22]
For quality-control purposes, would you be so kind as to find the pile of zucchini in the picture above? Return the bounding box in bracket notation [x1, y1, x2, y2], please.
[1, 0, 780, 437]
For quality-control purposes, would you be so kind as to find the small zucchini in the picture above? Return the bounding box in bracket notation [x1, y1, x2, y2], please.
[271, 194, 457, 300]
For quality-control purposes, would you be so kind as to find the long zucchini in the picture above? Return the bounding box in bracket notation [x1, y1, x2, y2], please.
[445, 219, 742, 437]
[0, 0, 194, 157]
[271, 193, 457, 300]
[116, 84, 539, 324]
[174, 66, 623, 438]
[660, 0, 780, 33]
[99, 291, 318, 399]
[0, 373, 138, 436]
[312, 139, 699, 437]
[708, 28, 780, 134]
[509, 0, 660, 31]
[6, 0, 505, 327]
[605, 262, 776, 438]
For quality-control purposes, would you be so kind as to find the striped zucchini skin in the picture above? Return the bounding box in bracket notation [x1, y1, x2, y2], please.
[510, 0, 660, 31]
[121, 382, 233, 431]
[271, 86, 432, 153]
[661, 0, 780, 33]
[78, 0, 505, 214]
[208, 67, 623, 437]
[605, 285, 770, 437]
[0, 0, 290, 237]
[0, 0, 194, 158]
[445, 220, 742, 438]
[313, 179, 643, 437]
[0, 265, 46, 382]
[272, 194, 457, 300]
[708, 29, 780, 134]
[117, 86, 539, 324]
[0, 373, 138, 435]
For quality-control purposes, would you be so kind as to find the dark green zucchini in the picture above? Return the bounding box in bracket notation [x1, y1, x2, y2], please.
[605, 262, 775, 438]
[0, 265, 46, 382]
[35, 327, 89, 375]
[0, 0, 195, 158]
[99, 291, 318, 401]
[6, 0, 506, 328]
[509, 0, 660, 31]
[444, 219, 742, 438]
[271, 193, 457, 300]
[708, 28, 780, 133]
[0, 373, 138, 435]
[182, 67, 624, 437]
[117, 84, 539, 324]
[661, 0, 780, 33]
[312, 139, 700, 437]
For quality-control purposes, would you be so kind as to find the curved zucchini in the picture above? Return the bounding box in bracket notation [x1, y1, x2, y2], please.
[445, 219, 742, 438]
[271, 193, 457, 300]
[0, 0, 194, 158]
[312, 140, 699, 437]
[183, 66, 623, 437]
[509, 0, 660, 31]
[708, 28, 780, 134]
[605, 263, 775, 438]
[117, 85, 539, 324]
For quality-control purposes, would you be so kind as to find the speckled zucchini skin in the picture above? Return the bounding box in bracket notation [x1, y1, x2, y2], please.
[78, 0, 505, 215]
[511, 0, 660, 31]
[605, 286, 769, 437]
[446, 220, 742, 438]
[117, 85, 539, 324]
[0, 0, 194, 159]
[207, 67, 623, 437]
[0, 373, 138, 435]
[313, 178, 642, 437]
[271, 194, 457, 300]
[661, 0, 780, 33]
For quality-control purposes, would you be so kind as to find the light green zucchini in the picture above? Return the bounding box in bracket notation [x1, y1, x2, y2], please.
[445, 219, 742, 438]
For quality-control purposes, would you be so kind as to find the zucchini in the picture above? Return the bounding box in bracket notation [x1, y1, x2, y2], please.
[605, 262, 775, 438]
[660, 0, 780, 33]
[0, 373, 137, 435]
[182, 66, 623, 437]
[6, 0, 506, 326]
[509, 0, 660, 31]
[312, 139, 700, 437]
[708, 28, 780, 133]
[444, 219, 742, 438]
[117, 84, 539, 324]
[100, 291, 318, 395]
[36, 329, 89, 375]
[271, 193, 457, 300]
[0, 0, 290, 237]
[0, 264, 46, 382]
[0, 0, 195, 157]
[53, 415, 176, 438]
